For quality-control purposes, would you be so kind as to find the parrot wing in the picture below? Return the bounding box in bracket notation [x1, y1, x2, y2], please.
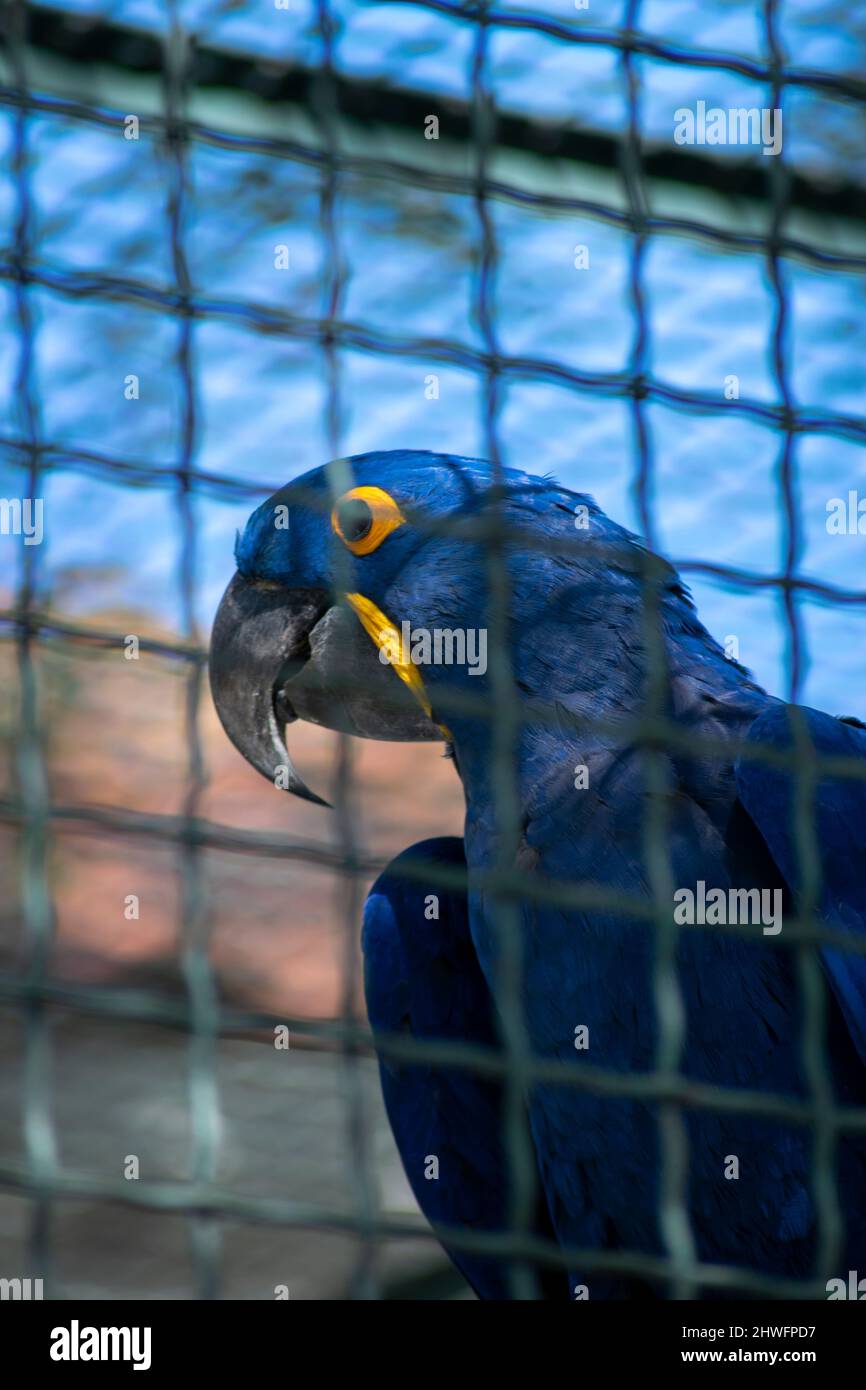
[362, 836, 568, 1299]
[735, 704, 866, 1067]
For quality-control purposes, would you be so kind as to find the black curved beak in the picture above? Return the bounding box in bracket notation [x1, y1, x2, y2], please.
[209, 573, 332, 806]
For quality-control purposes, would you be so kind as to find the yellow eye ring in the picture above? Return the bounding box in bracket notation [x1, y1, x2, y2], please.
[331, 486, 406, 556]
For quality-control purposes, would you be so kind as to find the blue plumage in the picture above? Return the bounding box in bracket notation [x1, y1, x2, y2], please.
[217, 450, 866, 1298]
[363, 837, 568, 1298]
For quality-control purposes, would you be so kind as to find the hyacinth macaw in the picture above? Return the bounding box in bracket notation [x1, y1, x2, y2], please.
[209, 450, 866, 1299]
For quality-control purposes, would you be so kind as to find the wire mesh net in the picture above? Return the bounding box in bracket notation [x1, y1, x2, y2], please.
[1, 0, 866, 1300]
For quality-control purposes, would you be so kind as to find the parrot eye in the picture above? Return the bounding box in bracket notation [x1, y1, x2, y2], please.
[331, 485, 406, 556]
[336, 497, 373, 543]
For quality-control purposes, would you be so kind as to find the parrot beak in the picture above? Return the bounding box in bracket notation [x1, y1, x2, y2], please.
[209, 573, 443, 806]
[209, 573, 333, 806]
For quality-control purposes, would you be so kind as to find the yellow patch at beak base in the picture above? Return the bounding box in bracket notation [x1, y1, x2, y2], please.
[343, 592, 450, 739]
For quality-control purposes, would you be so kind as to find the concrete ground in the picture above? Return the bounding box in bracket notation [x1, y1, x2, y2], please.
[0, 1007, 470, 1300]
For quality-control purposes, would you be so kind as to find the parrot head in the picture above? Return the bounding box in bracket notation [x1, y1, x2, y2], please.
[209, 450, 521, 803]
[208, 448, 667, 805]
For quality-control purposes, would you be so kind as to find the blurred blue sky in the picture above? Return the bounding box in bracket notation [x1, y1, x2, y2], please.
[1, 0, 865, 712]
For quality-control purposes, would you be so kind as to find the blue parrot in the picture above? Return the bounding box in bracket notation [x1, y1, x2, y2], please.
[209, 450, 866, 1299]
